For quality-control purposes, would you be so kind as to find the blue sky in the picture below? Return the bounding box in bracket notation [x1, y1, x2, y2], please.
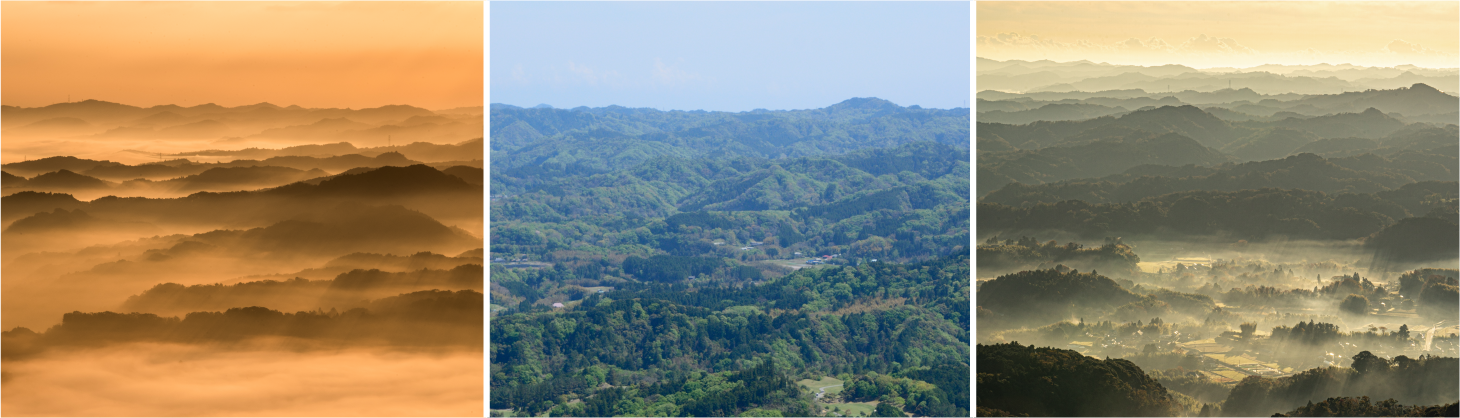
[490, 2, 970, 112]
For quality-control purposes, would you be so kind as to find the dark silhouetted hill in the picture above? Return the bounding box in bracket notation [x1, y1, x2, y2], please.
[1222, 127, 1322, 161]
[20, 170, 112, 190]
[977, 269, 1140, 328]
[121, 264, 481, 316]
[977, 342, 1179, 416]
[1222, 355, 1459, 417]
[2, 208, 160, 239]
[0, 191, 84, 224]
[1366, 217, 1460, 273]
[2, 156, 123, 177]
[978, 131, 1229, 195]
[982, 150, 1455, 206]
[2, 171, 25, 187]
[318, 264, 484, 310]
[4, 208, 99, 234]
[160, 166, 326, 193]
[1110, 105, 1240, 148]
[323, 250, 485, 272]
[977, 105, 1241, 150]
[1283, 83, 1459, 117]
[270, 164, 475, 197]
[1382, 124, 1460, 153]
[1293, 137, 1381, 158]
[1248, 108, 1408, 139]
[441, 166, 483, 185]
[978, 103, 1129, 124]
[227, 204, 478, 255]
[1275, 397, 1458, 417]
[5, 290, 483, 352]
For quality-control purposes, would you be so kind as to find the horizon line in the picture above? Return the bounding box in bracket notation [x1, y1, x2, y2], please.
[488, 97, 972, 114]
[977, 57, 1460, 71]
[1, 99, 486, 112]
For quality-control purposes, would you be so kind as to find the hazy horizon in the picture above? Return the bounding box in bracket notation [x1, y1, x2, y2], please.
[1, 98, 481, 112]
[978, 2, 1458, 69]
[976, 3, 1459, 417]
[978, 56, 1459, 72]
[1, 2, 483, 110]
[2, 2, 485, 416]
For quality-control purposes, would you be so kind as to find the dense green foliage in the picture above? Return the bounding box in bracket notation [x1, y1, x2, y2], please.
[1221, 353, 1459, 417]
[839, 365, 969, 417]
[489, 255, 969, 416]
[977, 342, 1180, 416]
[491, 141, 969, 265]
[1146, 368, 1232, 404]
[976, 269, 1141, 328]
[491, 98, 968, 174]
[1274, 397, 1458, 417]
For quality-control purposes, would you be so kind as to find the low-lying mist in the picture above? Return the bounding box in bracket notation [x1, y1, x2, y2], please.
[1, 341, 483, 416]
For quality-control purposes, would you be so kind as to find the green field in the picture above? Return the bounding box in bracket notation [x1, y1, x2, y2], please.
[797, 376, 845, 397]
[773, 259, 836, 270]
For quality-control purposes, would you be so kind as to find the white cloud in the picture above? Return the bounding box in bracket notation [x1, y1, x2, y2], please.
[567, 61, 601, 85]
[1116, 37, 1175, 52]
[977, 32, 1072, 50]
[1381, 39, 1445, 56]
[1178, 34, 1258, 55]
[511, 64, 528, 85]
[979, 32, 1259, 58]
[652, 58, 701, 87]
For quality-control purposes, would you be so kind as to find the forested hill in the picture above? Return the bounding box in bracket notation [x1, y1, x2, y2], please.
[490, 98, 972, 417]
[490, 254, 971, 417]
[490, 98, 970, 174]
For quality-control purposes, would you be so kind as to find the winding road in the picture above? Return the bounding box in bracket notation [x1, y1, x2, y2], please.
[816, 384, 843, 399]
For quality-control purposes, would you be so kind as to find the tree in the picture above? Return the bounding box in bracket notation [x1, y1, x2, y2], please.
[1351, 351, 1390, 375]
[1397, 324, 1410, 342]
[1339, 294, 1370, 316]
[1240, 322, 1257, 339]
[872, 402, 904, 417]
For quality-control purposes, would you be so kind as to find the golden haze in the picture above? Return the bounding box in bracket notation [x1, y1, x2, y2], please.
[1, 2, 484, 110]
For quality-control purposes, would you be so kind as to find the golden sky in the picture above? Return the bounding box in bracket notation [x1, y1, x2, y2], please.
[2, 2, 483, 110]
[978, 2, 1459, 68]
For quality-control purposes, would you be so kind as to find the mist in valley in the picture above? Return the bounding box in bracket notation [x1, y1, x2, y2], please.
[1, 100, 486, 416]
[1, 342, 484, 417]
[975, 5, 1459, 413]
[0, 99, 486, 414]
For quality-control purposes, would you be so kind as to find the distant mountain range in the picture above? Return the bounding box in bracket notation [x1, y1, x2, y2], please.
[1, 164, 483, 231]
[980, 86, 1456, 153]
[977, 103, 1457, 196]
[0, 100, 484, 144]
[980, 83, 1458, 126]
[491, 97, 970, 175]
[978, 57, 1459, 95]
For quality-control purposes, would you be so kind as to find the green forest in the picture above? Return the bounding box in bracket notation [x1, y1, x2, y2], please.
[490, 99, 971, 417]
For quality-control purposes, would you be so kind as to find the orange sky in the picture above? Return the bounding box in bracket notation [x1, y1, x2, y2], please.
[2, 2, 483, 110]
